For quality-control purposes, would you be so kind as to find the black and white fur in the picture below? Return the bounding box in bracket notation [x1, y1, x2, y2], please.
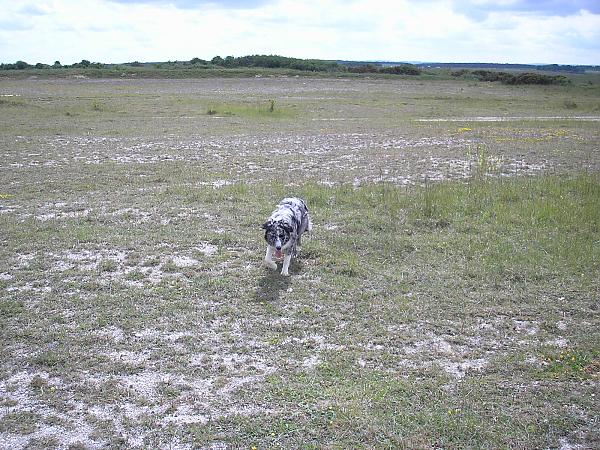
[262, 197, 312, 276]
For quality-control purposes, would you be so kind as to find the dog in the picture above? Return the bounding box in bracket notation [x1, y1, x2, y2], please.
[262, 197, 312, 276]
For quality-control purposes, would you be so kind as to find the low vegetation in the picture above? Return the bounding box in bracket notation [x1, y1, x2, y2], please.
[453, 69, 571, 85]
[347, 64, 422, 75]
[209, 55, 341, 72]
[3, 55, 591, 85]
[205, 100, 293, 118]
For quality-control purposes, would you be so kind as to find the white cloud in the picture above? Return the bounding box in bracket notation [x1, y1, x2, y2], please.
[0, 0, 598, 64]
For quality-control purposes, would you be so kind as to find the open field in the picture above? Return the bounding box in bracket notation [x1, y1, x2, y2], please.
[1, 75, 599, 449]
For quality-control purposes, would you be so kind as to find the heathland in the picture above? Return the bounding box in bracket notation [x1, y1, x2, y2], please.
[0, 69, 599, 448]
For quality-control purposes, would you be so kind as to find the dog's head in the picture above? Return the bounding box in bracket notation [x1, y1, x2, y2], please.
[261, 219, 292, 250]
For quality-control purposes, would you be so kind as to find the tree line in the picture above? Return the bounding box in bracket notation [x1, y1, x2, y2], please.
[207, 55, 341, 71]
[0, 56, 583, 85]
[0, 55, 423, 75]
[0, 60, 102, 70]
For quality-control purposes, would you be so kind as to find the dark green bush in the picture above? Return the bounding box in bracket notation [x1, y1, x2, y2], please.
[451, 69, 469, 77]
[380, 65, 422, 75]
[470, 70, 570, 85]
[209, 54, 341, 72]
[508, 72, 570, 85]
[347, 64, 421, 75]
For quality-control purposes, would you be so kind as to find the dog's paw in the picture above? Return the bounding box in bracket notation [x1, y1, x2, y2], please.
[264, 259, 277, 270]
[280, 269, 290, 276]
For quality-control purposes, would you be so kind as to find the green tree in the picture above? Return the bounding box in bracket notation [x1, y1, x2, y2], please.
[223, 56, 237, 67]
[211, 56, 224, 66]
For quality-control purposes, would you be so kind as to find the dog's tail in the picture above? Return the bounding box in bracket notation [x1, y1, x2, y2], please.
[307, 215, 313, 232]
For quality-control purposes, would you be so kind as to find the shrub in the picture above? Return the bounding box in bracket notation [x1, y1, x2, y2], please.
[471, 70, 513, 83]
[470, 70, 570, 85]
[380, 65, 422, 75]
[508, 72, 570, 85]
[347, 64, 379, 73]
[451, 69, 469, 77]
[348, 63, 421, 76]
[209, 54, 341, 72]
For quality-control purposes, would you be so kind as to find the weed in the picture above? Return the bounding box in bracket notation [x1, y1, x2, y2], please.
[34, 351, 69, 369]
[0, 412, 42, 434]
[471, 143, 489, 180]
[125, 270, 145, 281]
[99, 259, 118, 272]
[0, 98, 26, 107]
[204, 100, 293, 118]
[161, 260, 180, 273]
[540, 350, 598, 379]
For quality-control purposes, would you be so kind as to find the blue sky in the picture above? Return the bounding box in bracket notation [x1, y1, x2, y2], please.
[1, 0, 599, 65]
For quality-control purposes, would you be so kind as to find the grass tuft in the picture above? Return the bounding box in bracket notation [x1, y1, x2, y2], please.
[205, 100, 295, 118]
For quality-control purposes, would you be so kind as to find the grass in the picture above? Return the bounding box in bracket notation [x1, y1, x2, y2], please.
[2, 175, 598, 447]
[205, 100, 295, 119]
[0, 75, 599, 449]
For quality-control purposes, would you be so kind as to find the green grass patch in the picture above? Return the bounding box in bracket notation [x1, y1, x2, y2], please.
[263, 365, 580, 448]
[539, 349, 600, 380]
[389, 174, 600, 282]
[0, 299, 25, 319]
[205, 100, 295, 119]
[0, 411, 43, 434]
[0, 97, 28, 107]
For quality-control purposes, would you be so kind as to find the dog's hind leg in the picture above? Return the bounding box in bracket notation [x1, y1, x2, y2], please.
[281, 254, 292, 276]
[264, 246, 277, 270]
[297, 214, 311, 246]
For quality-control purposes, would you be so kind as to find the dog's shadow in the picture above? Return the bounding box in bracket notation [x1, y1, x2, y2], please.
[254, 259, 305, 302]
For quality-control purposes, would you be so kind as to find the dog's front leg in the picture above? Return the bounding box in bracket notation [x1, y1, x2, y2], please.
[281, 254, 292, 276]
[264, 246, 277, 270]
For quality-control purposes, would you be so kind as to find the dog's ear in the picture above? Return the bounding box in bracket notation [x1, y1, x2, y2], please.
[261, 220, 272, 230]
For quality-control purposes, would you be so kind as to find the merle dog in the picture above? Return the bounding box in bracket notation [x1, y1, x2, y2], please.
[262, 197, 312, 276]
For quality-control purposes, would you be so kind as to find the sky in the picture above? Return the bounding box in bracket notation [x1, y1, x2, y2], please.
[1, 0, 599, 65]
